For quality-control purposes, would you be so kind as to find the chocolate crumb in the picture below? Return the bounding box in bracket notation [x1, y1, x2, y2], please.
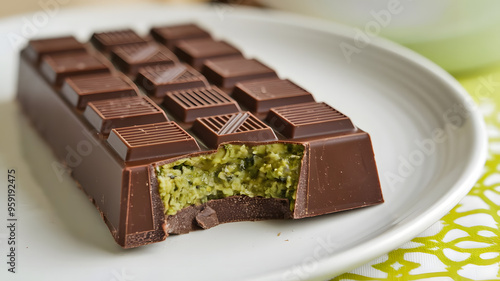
[196, 206, 219, 229]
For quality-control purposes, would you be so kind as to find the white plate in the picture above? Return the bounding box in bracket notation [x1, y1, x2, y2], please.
[0, 4, 487, 281]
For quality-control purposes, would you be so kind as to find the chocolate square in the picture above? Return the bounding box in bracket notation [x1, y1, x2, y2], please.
[266, 102, 355, 139]
[17, 22, 384, 248]
[150, 23, 211, 49]
[233, 78, 315, 114]
[61, 73, 138, 109]
[304, 132, 382, 216]
[202, 57, 278, 90]
[24, 35, 86, 64]
[107, 121, 200, 162]
[174, 39, 242, 70]
[192, 112, 277, 148]
[84, 96, 168, 135]
[40, 52, 110, 86]
[91, 29, 149, 52]
[163, 86, 241, 122]
[111, 42, 177, 76]
[135, 63, 208, 98]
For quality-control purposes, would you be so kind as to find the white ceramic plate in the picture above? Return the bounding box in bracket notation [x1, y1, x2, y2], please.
[0, 4, 487, 281]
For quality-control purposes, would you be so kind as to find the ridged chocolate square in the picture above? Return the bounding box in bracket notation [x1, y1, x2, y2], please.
[233, 78, 316, 113]
[174, 39, 242, 70]
[266, 102, 355, 138]
[91, 29, 149, 52]
[111, 42, 177, 76]
[40, 52, 110, 86]
[192, 112, 277, 148]
[24, 36, 86, 64]
[135, 64, 208, 97]
[61, 73, 138, 109]
[150, 23, 211, 49]
[202, 57, 278, 90]
[107, 121, 200, 162]
[84, 96, 168, 135]
[163, 86, 241, 122]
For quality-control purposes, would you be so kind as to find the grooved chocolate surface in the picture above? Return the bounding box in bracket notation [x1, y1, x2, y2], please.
[202, 57, 278, 90]
[266, 102, 356, 138]
[150, 23, 211, 49]
[40, 52, 110, 86]
[91, 29, 149, 52]
[192, 112, 277, 148]
[164, 86, 241, 122]
[111, 42, 177, 76]
[135, 64, 208, 97]
[175, 39, 242, 70]
[25, 36, 86, 63]
[61, 73, 138, 109]
[233, 79, 316, 113]
[84, 96, 168, 134]
[107, 121, 200, 162]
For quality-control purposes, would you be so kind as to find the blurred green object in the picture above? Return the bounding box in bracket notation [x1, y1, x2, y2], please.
[257, 0, 500, 74]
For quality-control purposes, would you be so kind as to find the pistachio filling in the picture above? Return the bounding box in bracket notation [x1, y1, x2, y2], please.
[156, 143, 304, 215]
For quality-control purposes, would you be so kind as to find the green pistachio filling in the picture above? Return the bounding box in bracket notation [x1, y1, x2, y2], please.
[156, 143, 304, 216]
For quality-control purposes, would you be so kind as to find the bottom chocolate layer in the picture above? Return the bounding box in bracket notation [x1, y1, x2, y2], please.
[166, 196, 292, 234]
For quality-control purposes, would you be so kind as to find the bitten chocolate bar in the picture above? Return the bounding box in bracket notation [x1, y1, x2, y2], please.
[17, 24, 383, 248]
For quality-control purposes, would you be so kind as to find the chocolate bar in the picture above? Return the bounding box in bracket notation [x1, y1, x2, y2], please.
[17, 24, 383, 248]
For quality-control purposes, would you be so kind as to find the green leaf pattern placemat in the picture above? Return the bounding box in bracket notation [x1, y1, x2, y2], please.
[334, 69, 500, 280]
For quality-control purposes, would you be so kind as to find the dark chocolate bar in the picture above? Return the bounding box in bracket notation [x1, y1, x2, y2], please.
[83, 96, 168, 135]
[17, 23, 383, 248]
